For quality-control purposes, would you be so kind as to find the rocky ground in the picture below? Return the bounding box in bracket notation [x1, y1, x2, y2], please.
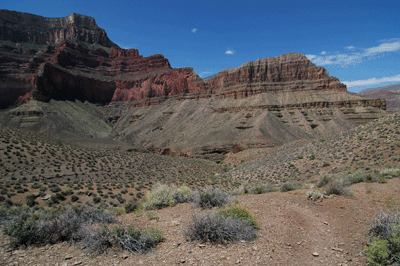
[1, 178, 400, 265]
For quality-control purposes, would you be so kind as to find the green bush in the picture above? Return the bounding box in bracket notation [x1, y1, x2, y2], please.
[217, 205, 258, 229]
[364, 212, 400, 265]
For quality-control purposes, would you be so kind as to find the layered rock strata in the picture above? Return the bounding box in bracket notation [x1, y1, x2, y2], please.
[0, 10, 388, 161]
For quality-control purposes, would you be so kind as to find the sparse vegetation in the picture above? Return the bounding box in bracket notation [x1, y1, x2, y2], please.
[184, 211, 257, 243]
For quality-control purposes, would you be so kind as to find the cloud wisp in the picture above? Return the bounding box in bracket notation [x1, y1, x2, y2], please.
[199, 71, 213, 78]
[225, 48, 235, 55]
[191, 28, 197, 33]
[306, 40, 400, 67]
[343, 74, 400, 88]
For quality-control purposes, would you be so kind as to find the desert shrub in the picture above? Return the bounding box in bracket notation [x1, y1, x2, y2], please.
[364, 212, 400, 265]
[70, 194, 79, 202]
[380, 167, 400, 178]
[93, 196, 101, 204]
[1, 205, 116, 247]
[142, 184, 176, 210]
[49, 185, 61, 193]
[325, 178, 352, 196]
[241, 183, 275, 195]
[194, 187, 232, 209]
[125, 199, 139, 214]
[173, 185, 194, 203]
[307, 190, 324, 201]
[55, 193, 66, 201]
[184, 211, 257, 243]
[346, 173, 367, 184]
[379, 176, 388, 184]
[317, 175, 332, 188]
[25, 194, 37, 207]
[63, 188, 74, 196]
[280, 182, 298, 192]
[77, 223, 164, 254]
[119, 225, 164, 254]
[217, 205, 258, 229]
[76, 226, 113, 255]
[322, 162, 331, 167]
[142, 184, 194, 210]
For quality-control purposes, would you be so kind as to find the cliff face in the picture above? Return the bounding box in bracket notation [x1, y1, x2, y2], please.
[358, 84, 400, 112]
[205, 53, 346, 98]
[0, 10, 389, 161]
[0, 10, 119, 48]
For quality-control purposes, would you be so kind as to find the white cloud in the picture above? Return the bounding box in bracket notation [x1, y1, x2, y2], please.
[306, 40, 400, 67]
[199, 71, 213, 78]
[343, 74, 400, 88]
[345, 45, 356, 50]
[225, 48, 235, 55]
[365, 42, 400, 54]
[191, 28, 197, 33]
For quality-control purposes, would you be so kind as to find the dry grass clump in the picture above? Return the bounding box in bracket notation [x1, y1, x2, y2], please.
[183, 210, 257, 244]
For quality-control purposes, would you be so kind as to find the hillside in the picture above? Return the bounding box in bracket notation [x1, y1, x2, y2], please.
[225, 112, 400, 185]
[358, 84, 400, 112]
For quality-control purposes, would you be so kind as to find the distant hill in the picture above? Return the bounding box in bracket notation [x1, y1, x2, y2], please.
[358, 84, 400, 112]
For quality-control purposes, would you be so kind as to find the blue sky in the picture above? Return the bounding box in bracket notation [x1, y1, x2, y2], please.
[3, 0, 400, 93]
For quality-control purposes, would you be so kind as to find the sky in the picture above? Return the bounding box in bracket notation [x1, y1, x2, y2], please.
[2, 0, 400, 93]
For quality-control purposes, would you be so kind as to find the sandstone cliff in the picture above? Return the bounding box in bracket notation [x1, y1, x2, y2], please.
[0, 10, 118, 48]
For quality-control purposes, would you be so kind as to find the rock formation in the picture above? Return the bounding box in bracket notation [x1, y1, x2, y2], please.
[0, 10, 118, 48]
[205, 53, 346, 97]
[358, 84, 400, 112]
[0, 10, 389, 161]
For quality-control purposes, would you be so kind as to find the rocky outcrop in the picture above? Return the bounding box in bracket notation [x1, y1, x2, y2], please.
[0, 10, 118, 48]
[358, 84, 400, 112]
[205, 53, 346, 98]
